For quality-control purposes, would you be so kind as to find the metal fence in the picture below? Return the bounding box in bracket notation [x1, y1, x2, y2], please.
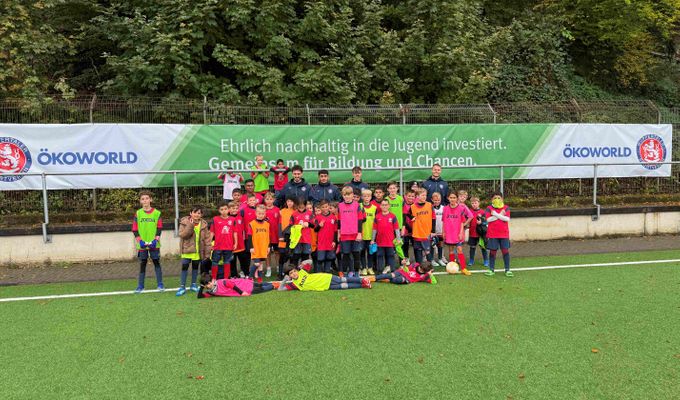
[1, 96, 679, 234]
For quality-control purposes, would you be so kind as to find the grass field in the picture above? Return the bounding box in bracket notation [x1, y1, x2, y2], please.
[1, 250, 679, 400]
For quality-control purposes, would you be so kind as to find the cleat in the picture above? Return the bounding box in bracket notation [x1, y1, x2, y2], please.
[265, 268, 272, 278]
[157, 284, 165, 292]
[239, 271, 245, 278]
[338, 271, 344, 278]
[467, 260, 474, 266]
[505, 271, 514, 277]
[367, 268, 375, 275]
[483, 260, 489, 268]
[189, 283, 199, 292]
[440, 259, 448, 266]
[431, 260, 440, 267]
[462, 268, 472, 276]
[348, 271, 355, 278]
[360, 268, 368, 276]
[175, 287, 187, 296]
[271, 281, 281, 290]
[361, 278, 372, 289]
[134, 286, 144, 294]
[382, 267, 391, 274]
[484, 270, 495, 277]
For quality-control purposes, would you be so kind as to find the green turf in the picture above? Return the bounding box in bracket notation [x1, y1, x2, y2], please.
[1, 251, 679, 400]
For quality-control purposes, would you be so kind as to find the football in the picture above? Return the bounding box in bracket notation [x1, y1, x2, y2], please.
[446, 261, 460, 274]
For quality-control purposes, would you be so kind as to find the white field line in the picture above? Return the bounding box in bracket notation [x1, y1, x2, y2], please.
[1, 258, 679, 303]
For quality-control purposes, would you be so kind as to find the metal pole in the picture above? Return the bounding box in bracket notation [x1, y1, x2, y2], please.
[592, 164, 600, 221]
[399, 104, 406, 125]
[89, 93, 96, 123]
[173, 172, 179, 237]
[399, 167, 404, 194]
[499, 166, 504, 196]
[306, 104, 311, 125]
[203, 95, 208, 124]
[646, 100, 661, 124]
[487, 102, 497, 124]
[41, 173, 51, 243]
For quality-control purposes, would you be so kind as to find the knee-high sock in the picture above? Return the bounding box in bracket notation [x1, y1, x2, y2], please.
[489, 250, 497, 271]
[152, 259, 163, 285]
[501, 248, 510, 271]
[457, 252, 467, 270]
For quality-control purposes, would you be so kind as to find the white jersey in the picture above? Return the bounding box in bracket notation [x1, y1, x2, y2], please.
[222, 174, 242, 200]
[433, 204, 444, 234]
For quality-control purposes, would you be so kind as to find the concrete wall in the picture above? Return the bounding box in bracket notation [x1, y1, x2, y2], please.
[2, 211, 679, 265]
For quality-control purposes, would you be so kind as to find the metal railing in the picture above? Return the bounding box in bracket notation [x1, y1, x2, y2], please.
[2, 162, 678, 243]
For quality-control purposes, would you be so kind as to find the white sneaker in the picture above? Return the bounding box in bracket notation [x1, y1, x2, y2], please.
[265, 268, 272, 278]
[382, 267, 391, 274]
[360, 268, 368, 276]
[431, 260, 440, 267]
[440, 258, 449, 266]
[239, 271, 245, 278]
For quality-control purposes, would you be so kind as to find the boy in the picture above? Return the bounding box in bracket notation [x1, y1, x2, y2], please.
[346, 166, 369, 192]
[338, 186, 365, 277]
[430, 192, 445, 266]
[289, 197, 314, 266]
[409, 188, 434, 264]
[269, 159, 290, 194]
[231, 188, 242, 205]
[308, 201, 319, 271]
[314, 200, 338, 273]
[176, 205, 212, 296]
[360, 189, 377, 275]
[279, 264, 372, 291]
[217, 170, 243, 201]
[484, 192, 512, 277]
[247, 204, 270, 283]
[371, 199, 401, 274]
[239, 193, 259, 273]
[197, 272, 274, 298]
[468, 196, 489, 267]
[443, 192, 472, 276]
[210, 201, 239, 280]
[132, 191, 164, 293]
[277, 197, 296, 279]
[371, 186, 385, 208]
[374, 260, 435, 285]
[264, 192, 280, 278]
[386, 181, 404, 229]
[401, 189, 416, 260]
[250, 154, 270, 195]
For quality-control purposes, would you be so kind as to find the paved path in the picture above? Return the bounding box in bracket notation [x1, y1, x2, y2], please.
[1, 235, 678, 285]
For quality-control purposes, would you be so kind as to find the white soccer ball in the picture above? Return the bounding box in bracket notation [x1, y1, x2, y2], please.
[446, 261, 460, 274]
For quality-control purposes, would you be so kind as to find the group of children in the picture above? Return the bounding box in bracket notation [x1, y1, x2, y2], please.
[132, 161, 513, 297]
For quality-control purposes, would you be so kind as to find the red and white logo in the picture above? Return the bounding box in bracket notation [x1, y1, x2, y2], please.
[636, 134, 666, 170]
[0, 137, 32, 182]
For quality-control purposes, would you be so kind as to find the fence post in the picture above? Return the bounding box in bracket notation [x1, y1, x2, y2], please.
[399, 104, 406, 125]
[41, 173, 51, 243]
[89, 93, 96, 124]
[399, 167, 404, 194]
[173, 172, 179, 237]
[306, 104, 311, 125]
[592, 164, 600, 221]
[203, 95, 208, 124]
[499, 166, 504, 196]
[646, 100, 661, 124]
[571, 98, 582, 122]
[487, 103, 497, 124]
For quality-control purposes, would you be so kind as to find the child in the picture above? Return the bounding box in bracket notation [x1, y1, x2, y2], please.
[197, 273, 274, 298]
[176, 205, 212, 296]
[247, 204, 270, 283]
[484, 192, 512, 277]
[468, 196, 489, 267]
[242, 179, 263, 205]
[374, 260, 435, 285]
[264, 192, 280, 278]
[429, 192, 445, 266]
[360, 189, 377, 275]
[372, 199, 401, 274]
[442, 192, 472, 276]
[371, 186, 385, 208]
[409, 188, 435, 264]
[314, 200, 338, 273]
[250, 154, 270, 195]
[338, 186, 365, 277]
[239, 193, 259, 273]
[401, 189, 416, 260]
[277, 197, 296, 280]
[279, 264, 372, 291]
[289, 197, 314, 266]
[386, 181, 404, 229]
[231, 201, 248, 278]
[308, 201, 319, 271]
[270, 159, 290, 194]
[210, 201, 239, 280]
[217, 171, 243, 201]
[132, 191, 164, 293]
[346, 166, 369, 192]
[231, 188, 242, 205]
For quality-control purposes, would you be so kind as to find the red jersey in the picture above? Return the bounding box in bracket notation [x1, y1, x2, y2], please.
[265, 206, 281, 244]
[402, 202, 413, 235]
[315, 213, 338, 251]
[291, 210, 314, 244]
[232, 214, 245, 252]
[397, 265, 432, 283]
[240, 193, 263, 206]
[240, 205, 258, 228]
[485, 205, 510, 239]
[373, 212, 399, 247]
[270, 167, 290, 191]
[210, 216, 238, 250]
[469, 208, 484, 238]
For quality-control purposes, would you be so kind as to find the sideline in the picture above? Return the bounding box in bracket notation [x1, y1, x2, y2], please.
[1, 258, 678, 303]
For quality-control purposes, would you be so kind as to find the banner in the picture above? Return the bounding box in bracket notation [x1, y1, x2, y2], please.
[0, 123, 672, 190]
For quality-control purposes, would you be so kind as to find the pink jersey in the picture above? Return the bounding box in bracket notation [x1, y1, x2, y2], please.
[203, 278, 254, 297]
[397, 265, 432, 284]
[485, 205, 510, 239]
[338, 201, 364, 241]
[211, 216, 237, 250]
[265, 206, 281, 244]
[291, 210, 314, 244]
[315, 213, 338, 251]
[442, 204, 468, 244]
[373, 212, 399, 247]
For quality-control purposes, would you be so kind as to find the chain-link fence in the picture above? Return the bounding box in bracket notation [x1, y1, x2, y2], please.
[1, 96, 679, 230]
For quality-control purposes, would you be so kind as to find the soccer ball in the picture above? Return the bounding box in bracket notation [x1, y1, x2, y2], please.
[446, 261, 460, 274]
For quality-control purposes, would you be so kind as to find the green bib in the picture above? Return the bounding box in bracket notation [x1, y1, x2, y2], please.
[387, 195, 404, 228]
[252, 164, 269, 192]
[136, 208, 161, 249]
[361, 204, 377, 240]
[292, 270, 333, 291]
[181, 223, 201, 260]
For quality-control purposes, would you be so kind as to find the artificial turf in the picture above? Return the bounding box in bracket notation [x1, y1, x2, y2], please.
[0, 250, 678, 400]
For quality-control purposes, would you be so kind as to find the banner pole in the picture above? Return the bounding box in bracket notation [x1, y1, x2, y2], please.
[592, 164, 600, 221]
[41, 173, 51, 243]
[173, 172, 179, 237]
[399, 167, 404, 194]
[499, 165, 504, 196]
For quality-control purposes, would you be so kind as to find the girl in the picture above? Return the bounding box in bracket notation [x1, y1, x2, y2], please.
[371, 199, 401, 274]
[484, 192, 512, 277]
[177, 205, 212, 296]
[338, 186, 365, 277]
[442, 193, 472, 276]
[289, 197, 314, 266]
[197, 273, 274, 298]
[374, 260, 435, 285]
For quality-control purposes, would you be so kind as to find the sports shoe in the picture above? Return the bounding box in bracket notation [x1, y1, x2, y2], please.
[361, 278, 372, 289]
[467, 259, 474, 266]
[239, 271, 245, 278]
[431, 260, 440, 267]
[366, 276, 376, 282]
[134, 286, 144, 294]
[440, 259, 448, 266]
[175, 287, 187, 297]
[462, 268, 472, 276]
[348, 271, 355, 278]
[189, 283, 199, 292]
[484, 270, 495, 276]
[360, 268, 368, 276]
[271, 281, 281, 290]
[382, 267, 391, 274]
[483, 260, 489, 268]
[505, 271, 514, 277]
[367, 268, 375, 275]
[157, 284, 165, 292]
[338, 271, 344, 278]
[265, 268, 272, 278]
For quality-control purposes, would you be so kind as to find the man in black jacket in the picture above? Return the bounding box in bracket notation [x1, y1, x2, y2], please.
[421, 163, 449, 204]
[310, 169, 341, 206]
[275, 165, 312, 207]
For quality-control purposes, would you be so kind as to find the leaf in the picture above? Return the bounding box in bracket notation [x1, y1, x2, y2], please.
[518, 373, 525, 380]
[591, 348, 599, 353]
[417, 356, 424, 364]
[118, 356, 125, 364]
[195, 375, 205, 380]
[341, 296, 348, 301]
[673, 354, 680, 359]
[185, 352, 193, 358]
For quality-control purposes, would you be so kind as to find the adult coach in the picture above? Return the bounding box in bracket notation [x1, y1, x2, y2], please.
[310, 169, 341, 206]
[422, 163, 449, 203]
[275, 165, 312, 207]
